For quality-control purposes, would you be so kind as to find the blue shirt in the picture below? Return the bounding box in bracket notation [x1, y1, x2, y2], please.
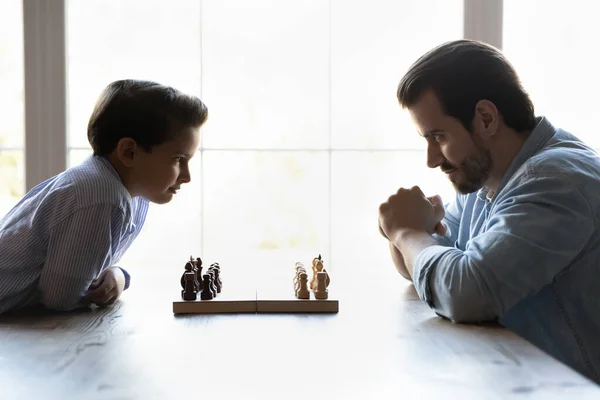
[413, 117, 600, 383]
[0, 155, 149, 314]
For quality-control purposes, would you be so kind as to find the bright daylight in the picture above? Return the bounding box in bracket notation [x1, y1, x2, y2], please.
[1, 1, 599, 398]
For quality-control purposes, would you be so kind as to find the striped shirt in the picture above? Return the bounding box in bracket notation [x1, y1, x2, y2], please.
[0, 155, 149, 314]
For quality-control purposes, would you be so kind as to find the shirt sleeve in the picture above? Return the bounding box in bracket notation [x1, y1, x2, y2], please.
[432, 193, 463, 247]
[412, 173, 595, 323]
[117, 267, 131, 290]
[38, 205, 126, 311]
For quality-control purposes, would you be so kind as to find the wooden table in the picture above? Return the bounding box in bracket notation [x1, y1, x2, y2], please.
[1, 273, 598, 400]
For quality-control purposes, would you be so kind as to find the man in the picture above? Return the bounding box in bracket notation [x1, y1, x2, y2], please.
[378, 39, 600, 383]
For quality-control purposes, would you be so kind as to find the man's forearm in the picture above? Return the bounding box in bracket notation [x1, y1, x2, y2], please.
[388, 242, 411, 280]
[392, 230, 439, 279]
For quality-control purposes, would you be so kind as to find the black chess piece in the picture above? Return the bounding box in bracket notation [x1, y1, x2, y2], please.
[182, 271, 197, 300]
[206, 270, 218, 297]
[195, 257, 203, 290]
[209, 262, 222, 292]
[180, 261, 195, 289]
[200, 274, 214, 300]
[212, 268, 222, 293]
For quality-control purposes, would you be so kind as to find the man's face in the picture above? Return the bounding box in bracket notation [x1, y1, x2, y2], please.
[408, 90, 492, 194]
[131, 126, 201, 204]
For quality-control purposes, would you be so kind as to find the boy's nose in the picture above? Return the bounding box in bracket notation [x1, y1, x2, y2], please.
[179, 168, 191, 184]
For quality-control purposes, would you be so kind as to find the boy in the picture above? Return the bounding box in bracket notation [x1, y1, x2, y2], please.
[0, 79, 208, 314]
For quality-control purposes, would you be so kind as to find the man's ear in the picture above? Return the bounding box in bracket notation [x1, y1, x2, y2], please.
[114, 138, 138, 167]
[473, 100, 499, 139]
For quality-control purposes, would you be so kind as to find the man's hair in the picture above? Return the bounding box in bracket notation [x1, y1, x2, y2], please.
[397, 40, 536, 134]
[88, 79, 209, 156]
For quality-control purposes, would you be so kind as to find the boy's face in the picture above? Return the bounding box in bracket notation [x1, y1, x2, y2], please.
[129, 126, 201, 204]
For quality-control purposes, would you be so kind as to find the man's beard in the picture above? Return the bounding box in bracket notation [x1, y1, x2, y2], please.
[441, 142, 492, 194]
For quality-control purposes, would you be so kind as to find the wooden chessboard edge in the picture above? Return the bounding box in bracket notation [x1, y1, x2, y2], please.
[256, 299, 339, 313]
[172, 299, 257, 314]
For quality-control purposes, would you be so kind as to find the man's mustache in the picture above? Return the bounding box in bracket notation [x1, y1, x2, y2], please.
[440, 162, 457, 173]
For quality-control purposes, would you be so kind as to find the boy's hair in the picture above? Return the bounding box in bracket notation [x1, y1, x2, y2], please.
[397, 39, 536, 134]
[87, 80, 209, 156]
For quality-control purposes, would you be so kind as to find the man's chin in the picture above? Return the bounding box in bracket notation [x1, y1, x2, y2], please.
[453, 180, 483, 195]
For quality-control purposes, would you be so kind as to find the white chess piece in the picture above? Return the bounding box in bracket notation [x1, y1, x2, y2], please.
[296, 272, 310, 299]
[314, 271, 328, 299]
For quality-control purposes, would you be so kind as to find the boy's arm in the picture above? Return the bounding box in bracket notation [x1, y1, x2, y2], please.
[117, 267, 131, 290]
[38, 205, 126, 311]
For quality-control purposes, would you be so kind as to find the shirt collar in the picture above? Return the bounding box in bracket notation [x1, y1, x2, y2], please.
[477, 116, 556, 202]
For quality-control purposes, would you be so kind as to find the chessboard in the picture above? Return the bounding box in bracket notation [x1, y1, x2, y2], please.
[172, 255, 339, 314]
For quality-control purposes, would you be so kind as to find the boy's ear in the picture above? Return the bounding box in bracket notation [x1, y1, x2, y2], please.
[115, 138, 138, 167]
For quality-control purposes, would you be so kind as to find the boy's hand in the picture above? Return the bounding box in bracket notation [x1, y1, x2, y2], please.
[84, 267, 126, 307]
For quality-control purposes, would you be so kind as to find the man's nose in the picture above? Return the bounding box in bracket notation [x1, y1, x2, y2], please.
[426, 142, 444, 169]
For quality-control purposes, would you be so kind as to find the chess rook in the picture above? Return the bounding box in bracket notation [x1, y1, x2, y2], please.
[182, 271, 198, 300]
[314, 271, 328, 299]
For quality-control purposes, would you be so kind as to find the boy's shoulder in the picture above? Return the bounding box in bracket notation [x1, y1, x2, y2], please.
[64, 155, 132, 212]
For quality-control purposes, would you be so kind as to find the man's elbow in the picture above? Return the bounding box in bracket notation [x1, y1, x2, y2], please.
[434, 295, 497, 324]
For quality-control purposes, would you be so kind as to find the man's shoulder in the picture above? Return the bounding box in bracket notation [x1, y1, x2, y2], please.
[500, 131, 600, 217]
[523, 130, 600, 182]
[66, 156, 131, 211]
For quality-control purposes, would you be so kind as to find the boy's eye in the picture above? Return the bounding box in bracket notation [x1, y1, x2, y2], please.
[173, 157, 182, 162]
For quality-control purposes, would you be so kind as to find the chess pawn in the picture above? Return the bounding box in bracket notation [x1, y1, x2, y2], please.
[293, 262, 304, 292]
[293, 270, 301, 293]
[296, 272, 310, 299]
[212, 268, 222, 293]
[314, 271, 328, 299]
[182, 271, 198, 300]
[207, 270, 218, 297]
[200, 274, 214, 300]
[210, 263, 222, 292]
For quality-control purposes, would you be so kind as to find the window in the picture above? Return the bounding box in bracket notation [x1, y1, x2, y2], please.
[503, 0, 600, 150]
[65, 0, 460, 281]
[0, 1, 24, 217]
[8, 0, 598, 295]
[66, 0, 202, 270]
[1, 0, 493, 287]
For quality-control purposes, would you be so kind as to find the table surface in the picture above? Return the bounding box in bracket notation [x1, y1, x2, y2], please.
[1, 271, 599, 400]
